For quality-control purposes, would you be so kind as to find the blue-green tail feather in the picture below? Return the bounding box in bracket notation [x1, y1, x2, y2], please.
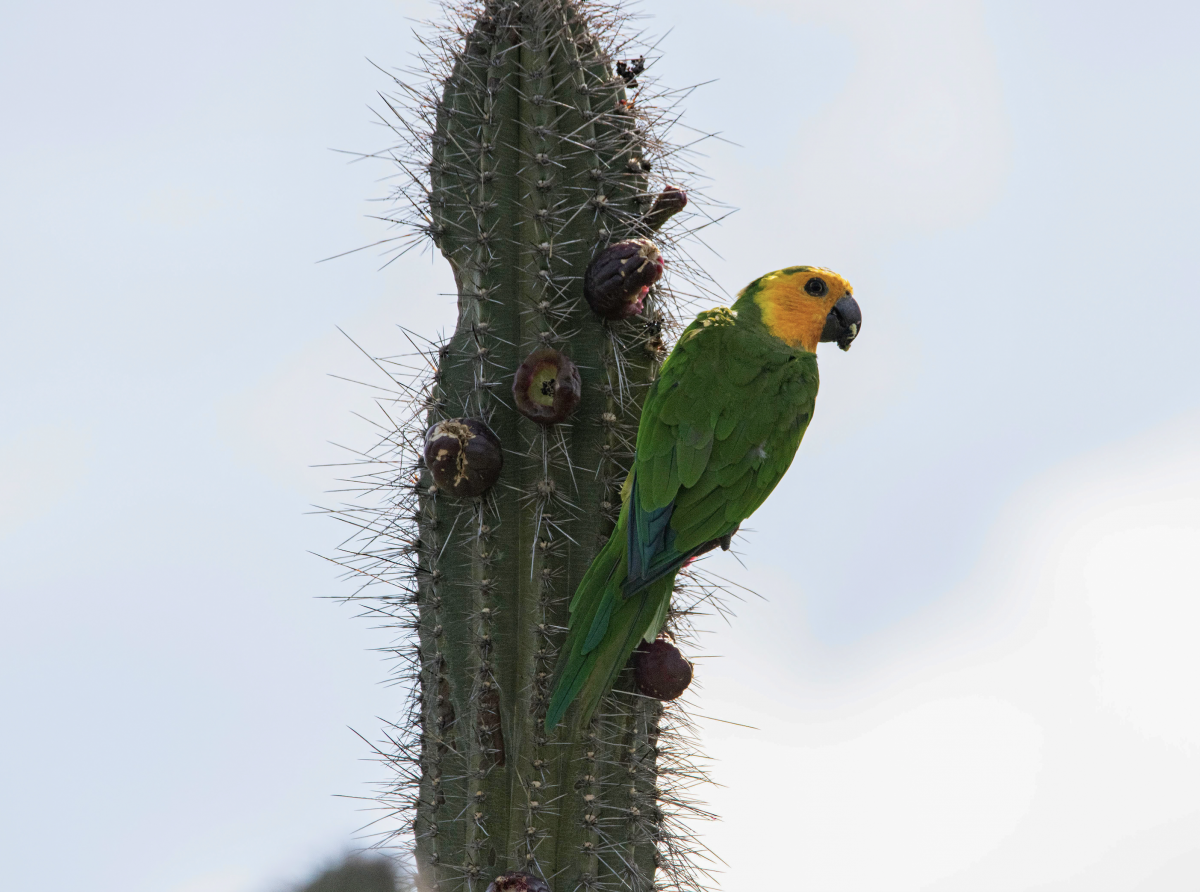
[545, 572, 673, 731]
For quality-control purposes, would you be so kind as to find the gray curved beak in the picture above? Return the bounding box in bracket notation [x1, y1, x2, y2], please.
[819, 295, 862, 351]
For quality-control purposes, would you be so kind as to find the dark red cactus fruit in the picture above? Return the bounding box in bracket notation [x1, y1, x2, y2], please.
[583, 238, 664, 319]
[511, 348, 582, 425]
[485, 871, 552, 892]
[423, 418, 503, 498]
[644, 184, 688, 232]
[634, 638, 693, 701]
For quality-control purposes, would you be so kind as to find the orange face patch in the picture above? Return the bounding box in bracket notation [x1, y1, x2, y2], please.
[753, 268, 851, 353]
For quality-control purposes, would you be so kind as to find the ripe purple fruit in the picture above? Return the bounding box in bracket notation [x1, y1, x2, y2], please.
[485, 871, 552, 892]
[423, 418, 503, 498]
[583, 238, 664, 319]
[634, 638, 693, 701]
[512, 348, 582, 425]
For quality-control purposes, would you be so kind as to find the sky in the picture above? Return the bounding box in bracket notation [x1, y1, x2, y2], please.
[1, 1, 1198, 890]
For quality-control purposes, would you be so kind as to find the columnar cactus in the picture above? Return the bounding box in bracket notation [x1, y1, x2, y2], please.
[330, 2, 714, 891]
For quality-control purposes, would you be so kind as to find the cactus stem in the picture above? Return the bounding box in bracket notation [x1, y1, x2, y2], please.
[328, 2, 733, 889]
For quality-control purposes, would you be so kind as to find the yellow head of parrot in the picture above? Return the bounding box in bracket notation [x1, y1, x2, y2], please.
[744, 266, 860, 354]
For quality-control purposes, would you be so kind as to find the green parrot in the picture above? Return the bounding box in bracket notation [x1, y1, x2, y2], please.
[545, 266, 861, 730]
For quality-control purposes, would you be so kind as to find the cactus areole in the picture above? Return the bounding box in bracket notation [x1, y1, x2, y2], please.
[340, 1, 711, 890]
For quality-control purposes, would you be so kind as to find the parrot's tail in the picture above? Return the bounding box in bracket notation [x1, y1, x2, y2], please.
[544, 534, 623, 731]
[544, 553, 673, 732]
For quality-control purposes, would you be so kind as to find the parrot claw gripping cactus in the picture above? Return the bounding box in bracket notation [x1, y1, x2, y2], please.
[326, 2, 731, 892]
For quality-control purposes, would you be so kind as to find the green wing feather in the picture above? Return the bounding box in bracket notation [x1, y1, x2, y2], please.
[544, 308, 819, 731]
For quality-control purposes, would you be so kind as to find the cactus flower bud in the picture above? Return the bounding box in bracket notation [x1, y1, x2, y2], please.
[644, 185, 687, 232]
[583, 238, 664, 319]
[423, 418, 503, 498]
[634, 638, 693, 701]
[485, 871, 552, 892]
[512, 348, 582, 425]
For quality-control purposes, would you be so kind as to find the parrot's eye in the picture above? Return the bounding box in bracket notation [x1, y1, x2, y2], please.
[804, 277, 828, 297]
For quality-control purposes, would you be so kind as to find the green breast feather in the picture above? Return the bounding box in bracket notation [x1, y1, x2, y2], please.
[629, 307, 818, 582]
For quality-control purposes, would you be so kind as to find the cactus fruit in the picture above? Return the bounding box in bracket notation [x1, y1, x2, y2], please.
[484, 872, 552, 892]
[329, 2, 728, 891]
[511, 349, 581, 425]
[634, 639, 693, 701]
[583, 238, 665, 319]
[423, 418, 504, 498]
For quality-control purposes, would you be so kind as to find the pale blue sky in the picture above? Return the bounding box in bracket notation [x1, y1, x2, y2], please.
[2, 1, 1198, 890]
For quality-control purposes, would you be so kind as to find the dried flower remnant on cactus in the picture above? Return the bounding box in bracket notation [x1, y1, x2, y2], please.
[583, 238, 665, 319]
[423, 418, 503, 498]
[512, 349, 582, 425]
[616, 56, 645, 87]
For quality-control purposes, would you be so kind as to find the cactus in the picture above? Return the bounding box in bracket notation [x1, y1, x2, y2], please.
[327, 2, 723, 891]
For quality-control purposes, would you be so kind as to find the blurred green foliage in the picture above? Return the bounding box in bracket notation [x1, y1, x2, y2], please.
[295, 855, 408, 892]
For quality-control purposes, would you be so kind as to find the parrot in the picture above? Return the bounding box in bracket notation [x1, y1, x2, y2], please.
[544, 266, 862, 731]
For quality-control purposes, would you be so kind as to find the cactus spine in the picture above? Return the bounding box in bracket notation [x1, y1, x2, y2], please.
[332, 2, 714, 890]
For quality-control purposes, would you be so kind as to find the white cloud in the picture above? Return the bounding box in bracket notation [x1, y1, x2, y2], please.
[722, 0, 1012, 258]
[167, 868, 257, 892]
[0, 424, 94, 539]
[134, 186, 228, 230]
[707, 696, 1042, 891]
[216, 262, 456, 499]
[697, 410, 1200, 890]
[1085, 513, 1200, 751]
